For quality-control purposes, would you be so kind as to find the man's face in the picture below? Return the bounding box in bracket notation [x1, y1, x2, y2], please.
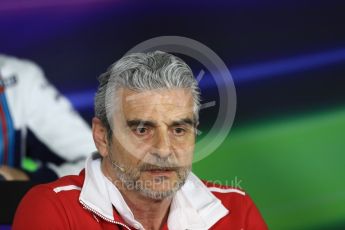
[108, 88, 196, 200]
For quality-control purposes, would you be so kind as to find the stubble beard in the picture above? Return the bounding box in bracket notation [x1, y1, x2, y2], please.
[112, 157, 191, 200]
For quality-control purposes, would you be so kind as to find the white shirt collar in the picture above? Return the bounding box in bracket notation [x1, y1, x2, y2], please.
[80, 156, 229, 230]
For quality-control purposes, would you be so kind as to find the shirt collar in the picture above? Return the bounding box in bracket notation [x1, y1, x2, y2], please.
[79, 155, 229, 230]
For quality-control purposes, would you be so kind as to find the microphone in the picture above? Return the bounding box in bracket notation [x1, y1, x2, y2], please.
[108, 153, 126, 173]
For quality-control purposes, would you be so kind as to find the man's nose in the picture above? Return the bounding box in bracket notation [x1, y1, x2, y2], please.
[152, 129, 172, 158]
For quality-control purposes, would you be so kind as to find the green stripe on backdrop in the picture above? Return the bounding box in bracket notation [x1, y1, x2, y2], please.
[192, 107, 345, 230]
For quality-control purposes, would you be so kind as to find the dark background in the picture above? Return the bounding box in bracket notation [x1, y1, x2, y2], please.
[1, 0, 345, 229]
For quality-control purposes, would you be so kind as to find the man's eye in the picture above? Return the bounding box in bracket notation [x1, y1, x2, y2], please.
[173, 127, 186, 136]
[133, 127, 150, 136]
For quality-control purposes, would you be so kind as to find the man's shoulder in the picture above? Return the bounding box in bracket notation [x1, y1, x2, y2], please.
[13, 171, 90, 229]
[28, 170, 85, 200]
[200, 180, 268, 229]
[201, 179, 249, 207]
[202, 180, 246, 196]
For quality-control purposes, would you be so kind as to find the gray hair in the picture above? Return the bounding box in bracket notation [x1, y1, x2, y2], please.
[94, 51, 201, 137]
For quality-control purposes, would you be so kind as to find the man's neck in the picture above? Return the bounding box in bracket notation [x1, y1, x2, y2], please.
[120, 188, 172, 230]
[102, 160, 172, 230]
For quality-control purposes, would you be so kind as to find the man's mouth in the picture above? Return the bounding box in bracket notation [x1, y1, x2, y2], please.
[143, 168, 177, 176]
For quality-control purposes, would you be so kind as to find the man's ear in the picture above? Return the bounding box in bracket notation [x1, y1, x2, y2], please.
[92, 117, 109, 157]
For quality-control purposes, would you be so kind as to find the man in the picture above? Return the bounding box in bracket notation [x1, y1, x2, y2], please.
[0, 54, 95, 181]
[13, 51, 268, 229]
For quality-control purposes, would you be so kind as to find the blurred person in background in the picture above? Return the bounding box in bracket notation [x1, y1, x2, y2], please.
[0, 54, 95, 182]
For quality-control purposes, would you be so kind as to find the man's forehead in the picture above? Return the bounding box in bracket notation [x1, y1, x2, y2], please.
[120, 88, 194, 107]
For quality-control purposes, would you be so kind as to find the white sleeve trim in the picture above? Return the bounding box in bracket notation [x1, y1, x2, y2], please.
[53, 185, 82, 193]
[208, 187, 246, 196]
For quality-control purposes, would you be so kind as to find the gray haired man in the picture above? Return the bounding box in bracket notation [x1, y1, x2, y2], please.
[13, 51, 268, 230]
